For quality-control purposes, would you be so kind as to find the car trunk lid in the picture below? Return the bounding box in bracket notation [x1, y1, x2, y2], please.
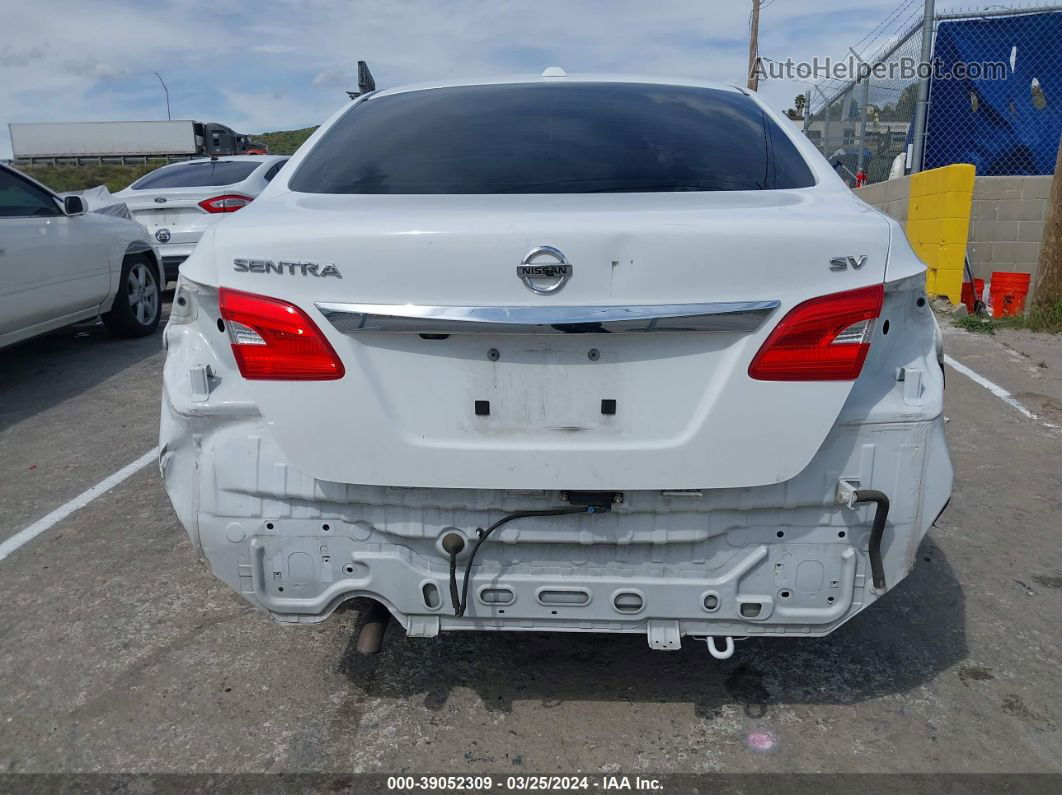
[206, 190, 891, 490]
[122, 189, 212, 242]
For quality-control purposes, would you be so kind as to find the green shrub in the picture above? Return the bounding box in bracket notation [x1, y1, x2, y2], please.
[1016, 299, 1062, 333]
[952, 299, 1062, 335]
[254, 127, 318, 155]
[17, 163, 158, 192]
[954, 314, 996, 334]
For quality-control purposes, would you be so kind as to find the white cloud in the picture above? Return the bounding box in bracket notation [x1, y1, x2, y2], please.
[1, 0, 910, 159]
[311, 68, 350, 88]
[220, 87, 336, 137]
[62, 57, 128, 80]
[1, 44, 46, 67]
[249, 43, 302, 55]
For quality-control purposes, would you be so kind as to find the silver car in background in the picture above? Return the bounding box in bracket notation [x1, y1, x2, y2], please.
[0, 164, 163, 349]
[112, 155, 288, 282]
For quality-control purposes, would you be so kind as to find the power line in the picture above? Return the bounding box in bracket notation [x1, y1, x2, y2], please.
[851, 0, 921, 56]
[809, 0, 929, 112]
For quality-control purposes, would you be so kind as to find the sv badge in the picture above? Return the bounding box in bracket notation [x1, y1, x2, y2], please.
[830, 255, 868, 271]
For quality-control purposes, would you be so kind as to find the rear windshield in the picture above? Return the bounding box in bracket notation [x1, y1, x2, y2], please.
[131, 161, 260, 190]
[290, 82, 815, 194]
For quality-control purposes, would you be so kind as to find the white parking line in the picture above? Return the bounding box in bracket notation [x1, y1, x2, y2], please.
[944, 354, 1059, 430]
[0, 447, 160, 564]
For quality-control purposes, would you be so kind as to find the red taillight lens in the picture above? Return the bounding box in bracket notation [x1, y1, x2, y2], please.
[198, 194, 253, 213]
[748, 284, 884, 381]
[218, 288, 345, 380]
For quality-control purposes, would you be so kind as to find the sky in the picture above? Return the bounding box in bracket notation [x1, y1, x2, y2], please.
[0, 0, 958, 159]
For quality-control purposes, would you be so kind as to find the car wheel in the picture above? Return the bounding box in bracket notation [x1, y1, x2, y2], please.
[102, 255, 162, 338]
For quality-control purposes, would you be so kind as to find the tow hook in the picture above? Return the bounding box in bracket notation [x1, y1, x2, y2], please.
[837, 481, 891, 591]
[705, 636, 735, 660]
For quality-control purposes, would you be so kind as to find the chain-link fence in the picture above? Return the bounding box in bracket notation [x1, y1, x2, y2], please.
[803, 3, 1062, 186]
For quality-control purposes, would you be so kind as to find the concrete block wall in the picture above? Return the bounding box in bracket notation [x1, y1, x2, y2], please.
[968, 176, 1051, 281]
[852, 177, 911, 223]
[855, 173, 1051, 290]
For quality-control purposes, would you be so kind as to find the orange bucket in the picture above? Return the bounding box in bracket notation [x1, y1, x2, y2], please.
[961, 278, 985, 312]
[990, 272, 1031, 317]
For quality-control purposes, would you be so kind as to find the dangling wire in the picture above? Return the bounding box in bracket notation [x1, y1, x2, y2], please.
[451, 506, 594, 617]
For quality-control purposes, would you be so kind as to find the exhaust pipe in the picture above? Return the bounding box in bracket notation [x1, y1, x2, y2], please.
[355, 600, 392, 655]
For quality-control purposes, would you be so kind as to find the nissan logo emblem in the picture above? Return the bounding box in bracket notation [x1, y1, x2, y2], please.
[517, 246, 573, 295]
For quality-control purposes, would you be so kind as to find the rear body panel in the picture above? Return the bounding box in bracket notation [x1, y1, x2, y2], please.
[186, 190, 891, 490]
[161, 270, 950, 639]
[123, 194, 213, 259]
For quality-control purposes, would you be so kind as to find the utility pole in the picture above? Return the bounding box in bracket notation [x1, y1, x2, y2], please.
[1029, 132, 1062, 309]
[747, 0, 761, 91]
[153, 72, 171, 121]
[909, 0, 935, 173]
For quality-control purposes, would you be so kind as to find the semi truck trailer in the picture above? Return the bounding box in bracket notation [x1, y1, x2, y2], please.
[8, 120, 263, 164]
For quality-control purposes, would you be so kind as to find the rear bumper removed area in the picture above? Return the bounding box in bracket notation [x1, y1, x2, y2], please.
[160, 270, 952, 648]
[160, 401, 951, 647]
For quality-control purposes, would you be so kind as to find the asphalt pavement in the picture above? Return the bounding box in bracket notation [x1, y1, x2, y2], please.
[0, 297, 1059, 775]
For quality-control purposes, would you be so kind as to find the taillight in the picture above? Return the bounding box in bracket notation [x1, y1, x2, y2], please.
[198, 194, 253, 213]
[218, 288, 345, 380]
[748, 284, 884, 381]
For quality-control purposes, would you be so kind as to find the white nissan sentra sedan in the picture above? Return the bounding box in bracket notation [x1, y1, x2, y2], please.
[113, 155, 289, 283]
[160, 72, 952, 658]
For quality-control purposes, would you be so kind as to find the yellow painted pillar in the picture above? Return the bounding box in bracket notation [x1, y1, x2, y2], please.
[905, 164, 975, 304]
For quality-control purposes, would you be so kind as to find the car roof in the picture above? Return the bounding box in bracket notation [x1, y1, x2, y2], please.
[370, 72, 748, 100]
[178, 155, 285, 165]
[132, 155, 285, 177]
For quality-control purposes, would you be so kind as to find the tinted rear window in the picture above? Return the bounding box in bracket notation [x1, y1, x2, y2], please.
[131, 161, 260, 189]
[290, 82, 815, 194]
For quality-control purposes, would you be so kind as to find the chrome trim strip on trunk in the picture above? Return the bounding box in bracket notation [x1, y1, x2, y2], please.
[315, 301, 780, 335]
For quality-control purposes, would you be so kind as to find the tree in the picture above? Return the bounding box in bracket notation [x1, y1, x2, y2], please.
[879, 84, 919, 122]
[794, 94, 807, 115]
[1029, 133, 1062, 309]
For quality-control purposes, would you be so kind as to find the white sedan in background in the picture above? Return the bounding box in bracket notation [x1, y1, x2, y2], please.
[0, 164, 163, 350]
[113, 155, 288, 282]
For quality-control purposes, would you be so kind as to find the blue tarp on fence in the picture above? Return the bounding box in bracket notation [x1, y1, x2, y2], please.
[925, 12, 1062, 175]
